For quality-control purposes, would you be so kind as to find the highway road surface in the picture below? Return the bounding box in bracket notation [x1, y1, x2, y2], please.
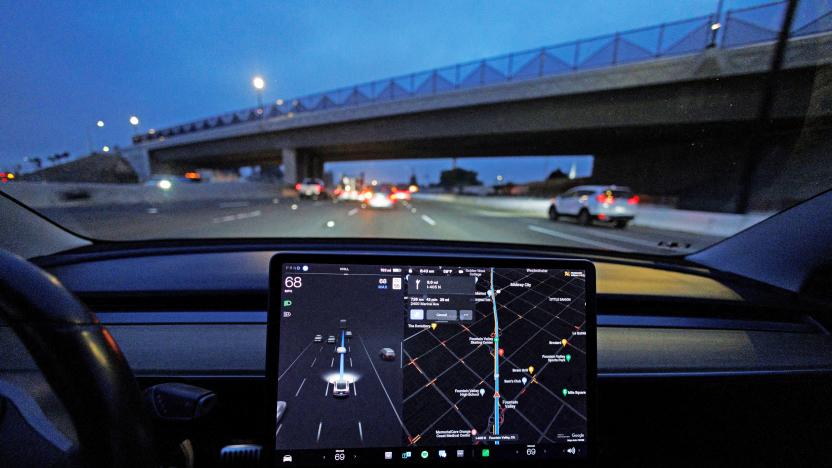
[37, 197, 719, 254]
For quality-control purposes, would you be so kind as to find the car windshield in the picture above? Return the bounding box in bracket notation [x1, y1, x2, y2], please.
[2, 1, 831, 256]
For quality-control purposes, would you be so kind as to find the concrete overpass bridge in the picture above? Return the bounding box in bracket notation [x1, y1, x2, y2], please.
[124, 2, 832, 212]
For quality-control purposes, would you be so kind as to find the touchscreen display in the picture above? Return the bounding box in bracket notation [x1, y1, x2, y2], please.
[269, 258, 594, 465]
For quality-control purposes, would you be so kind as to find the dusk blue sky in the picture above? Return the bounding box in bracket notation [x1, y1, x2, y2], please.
[1, 0, 772, 182]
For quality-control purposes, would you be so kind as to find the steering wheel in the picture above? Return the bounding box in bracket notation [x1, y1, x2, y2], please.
[0, 249, 156, 468]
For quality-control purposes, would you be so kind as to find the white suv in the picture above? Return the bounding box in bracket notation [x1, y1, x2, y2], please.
[548, 185, 639, 228]
[294, 178, 326, 199]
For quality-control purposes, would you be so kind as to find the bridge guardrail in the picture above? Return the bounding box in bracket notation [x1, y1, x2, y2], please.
[135, 0, 832, 145]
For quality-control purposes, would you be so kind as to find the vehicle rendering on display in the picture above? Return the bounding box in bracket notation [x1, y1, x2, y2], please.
[332, 379, 350, 398]
[379, 347, 396, 361]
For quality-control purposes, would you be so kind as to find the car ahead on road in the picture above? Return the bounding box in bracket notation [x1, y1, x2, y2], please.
[313, 334, 323, 343]
[326, 335, 336, 344]
[361, 186, 397, 209]
[294, 178, 326, 199]
[379, 347, 396, 361]
[549, 185, 639, 228]
[332, 379, 350, 398]
[143, 175, 198, 190]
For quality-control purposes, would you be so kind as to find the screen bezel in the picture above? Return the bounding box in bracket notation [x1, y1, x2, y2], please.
[265, 253, 597, 466]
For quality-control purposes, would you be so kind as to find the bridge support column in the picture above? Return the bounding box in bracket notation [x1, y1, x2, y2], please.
[281, 148, 298, 185]
[121, 146, 152, 182]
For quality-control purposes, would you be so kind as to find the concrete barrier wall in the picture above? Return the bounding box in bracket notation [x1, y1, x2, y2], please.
[413, 193, 773, 237]
[2, 181, 283, 208]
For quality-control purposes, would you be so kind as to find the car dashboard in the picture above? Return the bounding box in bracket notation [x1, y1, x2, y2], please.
[3, 242, 832, 466]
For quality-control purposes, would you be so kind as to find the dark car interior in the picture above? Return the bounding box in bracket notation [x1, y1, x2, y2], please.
[2, 0, 832, 466]
[1, 189, 831, 467]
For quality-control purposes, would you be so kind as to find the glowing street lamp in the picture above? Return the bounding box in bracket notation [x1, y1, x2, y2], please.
[102, 146, 110, 153]
[87, 120, 106, 153]
[252, 76, 266, 116]
[129, 115, 140, 135]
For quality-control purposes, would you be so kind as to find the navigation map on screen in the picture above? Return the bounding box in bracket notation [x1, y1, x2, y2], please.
[272, 260, 592, 465]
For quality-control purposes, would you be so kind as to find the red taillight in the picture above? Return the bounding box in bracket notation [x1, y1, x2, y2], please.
[627, 195, 640, 205]
[596, 194, 614, 204]
[314, 184, 322, 191]
[295, 183, 302, 191]
[597, 213, 607, 220]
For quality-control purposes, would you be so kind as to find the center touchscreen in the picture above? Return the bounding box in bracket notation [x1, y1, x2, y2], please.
[268, 256, 595, 465]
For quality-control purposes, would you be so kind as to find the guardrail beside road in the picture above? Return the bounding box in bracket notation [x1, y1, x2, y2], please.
[413, 193, 773, 237]
[1, 182, 283, 208]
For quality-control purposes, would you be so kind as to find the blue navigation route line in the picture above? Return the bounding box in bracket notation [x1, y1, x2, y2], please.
[339, 329, 346, 379]
[490, 268, 500, 445]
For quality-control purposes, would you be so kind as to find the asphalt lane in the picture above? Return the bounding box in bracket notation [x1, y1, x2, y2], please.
[37, 197, 720, 254]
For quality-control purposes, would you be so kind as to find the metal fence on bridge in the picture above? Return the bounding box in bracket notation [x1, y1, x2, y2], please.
[136, 0, 832, 144]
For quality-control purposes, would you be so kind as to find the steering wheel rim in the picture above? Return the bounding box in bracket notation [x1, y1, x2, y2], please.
[0, 249, 155, 468]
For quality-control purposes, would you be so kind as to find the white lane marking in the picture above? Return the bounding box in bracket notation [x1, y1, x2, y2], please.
[527, 224, 632, 252]
[572, 227, 671, 249]
[291, 203, 298, 210]
[212, 210, 261, 223]
[325, 382, 329, 397]
[295, 377, 307, 397]
[359, 337, 410, 437]
[316, 422, 322, 442]
[420, 214, 437, 226]
[330, 357, 335, 368]
[474, 209, 524, 218]
[310, 356, 317, 367]
[358, 421, 364, 442]
[326, 220, 335, 228]
[348, 208, 359, 216]
[276, 423, 282, 437]
[353, 381, 358, 396]
[349, 357, 353, 368]
[146, 207, 158, 214]
[272, 198, 280, 204]
[278, 342, 312, 381]
[218, 201, 250, 208]
[236, 210, 260, 220]
[411, 208, 417, 213]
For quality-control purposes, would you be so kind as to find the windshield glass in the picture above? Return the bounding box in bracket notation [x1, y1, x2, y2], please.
[2, 1, 831, 255]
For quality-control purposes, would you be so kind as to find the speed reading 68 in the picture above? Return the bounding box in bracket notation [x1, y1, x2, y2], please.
[284, 276, 302, 288]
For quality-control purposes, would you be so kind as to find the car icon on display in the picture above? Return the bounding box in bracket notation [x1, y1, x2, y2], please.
[327, 335, 336, 344]
[333, 379, 350, 398]
[282, 454, 293, 462]
[313, 334, 323, 343]
[379, 347, 396, 361]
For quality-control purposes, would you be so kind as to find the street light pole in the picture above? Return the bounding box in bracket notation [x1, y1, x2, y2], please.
[253, 76, 265, 119]
[709, 0, 725, 47]
[129, 115, 140, 135]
